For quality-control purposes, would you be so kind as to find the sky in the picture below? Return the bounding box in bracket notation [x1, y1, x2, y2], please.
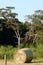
[0, 0, 43, 22]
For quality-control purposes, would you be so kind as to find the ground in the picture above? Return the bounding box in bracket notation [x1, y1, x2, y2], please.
[0, 59, 43, 65]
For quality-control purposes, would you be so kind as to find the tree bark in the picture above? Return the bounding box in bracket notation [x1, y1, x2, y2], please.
[18, 35, 20, 49]
[15, 30, 21, 49]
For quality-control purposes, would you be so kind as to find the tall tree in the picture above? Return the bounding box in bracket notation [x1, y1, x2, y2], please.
[0, 7, 24, 48]
[25, 10, 43, 47]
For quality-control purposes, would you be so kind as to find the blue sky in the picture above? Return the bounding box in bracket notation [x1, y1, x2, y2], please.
[0, 0, 43, 22]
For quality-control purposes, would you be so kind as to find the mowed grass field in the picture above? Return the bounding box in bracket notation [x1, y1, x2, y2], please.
[0, 59, 43, 65]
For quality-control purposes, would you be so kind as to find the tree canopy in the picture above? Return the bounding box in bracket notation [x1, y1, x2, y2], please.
[0, 7, 43, 48]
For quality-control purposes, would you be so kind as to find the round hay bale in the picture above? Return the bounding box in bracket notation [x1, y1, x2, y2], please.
[14, 48, 33, 63]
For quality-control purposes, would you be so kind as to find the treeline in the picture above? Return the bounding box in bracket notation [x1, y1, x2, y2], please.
[0, 7, 43, 48]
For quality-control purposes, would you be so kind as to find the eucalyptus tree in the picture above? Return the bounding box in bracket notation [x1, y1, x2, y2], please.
[0, 7, 24, 48]
[25, 10, 43, 47]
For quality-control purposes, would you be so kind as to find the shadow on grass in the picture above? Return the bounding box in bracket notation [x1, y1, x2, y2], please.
[30, 61, 43, 63]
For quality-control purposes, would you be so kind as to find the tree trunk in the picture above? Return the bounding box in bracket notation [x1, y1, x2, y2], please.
[15, 30, 21, 49]
[18, 35, 20, 49]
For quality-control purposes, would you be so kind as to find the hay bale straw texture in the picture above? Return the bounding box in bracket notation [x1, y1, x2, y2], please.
[14, 48, 33, 63]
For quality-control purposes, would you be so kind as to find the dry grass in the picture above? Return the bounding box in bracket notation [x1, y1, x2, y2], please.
[0, 59, 43, 65]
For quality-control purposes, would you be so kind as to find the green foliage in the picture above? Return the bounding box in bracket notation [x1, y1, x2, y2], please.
[0, 44, 43, 60]
[0, 45, 14, 59]
[38, 37, 43, 45]
[0, 7, 43, 60]
[0, 46, 5, 59]
[21, 39, 43, 59]
[23, 43, 43, 59]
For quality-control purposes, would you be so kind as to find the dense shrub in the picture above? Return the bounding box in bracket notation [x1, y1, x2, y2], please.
[0, 45, 14, 59]
[28, 44, 43, 59]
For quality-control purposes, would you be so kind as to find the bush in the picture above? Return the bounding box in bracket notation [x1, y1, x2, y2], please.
[28, 44, 43, 59]
[0, 45, 14, 59]
[0, 46, 5, 59]
[6, 45, 14, 59]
